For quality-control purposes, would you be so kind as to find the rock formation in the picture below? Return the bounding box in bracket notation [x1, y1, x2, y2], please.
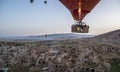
[0, 29, 120, 72]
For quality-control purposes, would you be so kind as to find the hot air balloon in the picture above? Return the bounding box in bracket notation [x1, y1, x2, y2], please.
[44, 0, 47, 4]
[59, 0, 100, 33]
[30, 0, 34, 3]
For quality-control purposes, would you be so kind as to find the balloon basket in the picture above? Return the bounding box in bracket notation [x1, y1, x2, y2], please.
[71, 22, 89, 33]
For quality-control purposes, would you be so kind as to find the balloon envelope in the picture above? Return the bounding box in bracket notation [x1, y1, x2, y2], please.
[59, 0, 100, 21]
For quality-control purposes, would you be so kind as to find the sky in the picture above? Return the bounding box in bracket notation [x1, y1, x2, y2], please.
[0, 0, 120, 37]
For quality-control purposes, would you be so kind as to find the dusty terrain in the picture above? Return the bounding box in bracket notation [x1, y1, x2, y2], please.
[0, 29, 120, 72]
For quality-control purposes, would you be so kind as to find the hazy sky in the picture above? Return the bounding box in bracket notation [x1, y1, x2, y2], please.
[0, 0, 120, 36]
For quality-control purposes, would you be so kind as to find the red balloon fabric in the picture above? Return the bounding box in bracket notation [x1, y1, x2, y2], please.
[59, 0, 100, 21]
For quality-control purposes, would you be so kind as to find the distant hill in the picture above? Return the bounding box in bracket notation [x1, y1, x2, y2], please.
[28, 33, 94, 40]
[1, 29, 120, 41]
[0, 33, 95, 41]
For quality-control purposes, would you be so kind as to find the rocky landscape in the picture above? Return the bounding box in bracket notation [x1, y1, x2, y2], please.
[0, 29, 120, 72]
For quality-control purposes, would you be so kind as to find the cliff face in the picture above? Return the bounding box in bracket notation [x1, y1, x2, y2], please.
[93, 29, 120, 45]
[0, 29, 120, 72]
[95, 29, 120, 39]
